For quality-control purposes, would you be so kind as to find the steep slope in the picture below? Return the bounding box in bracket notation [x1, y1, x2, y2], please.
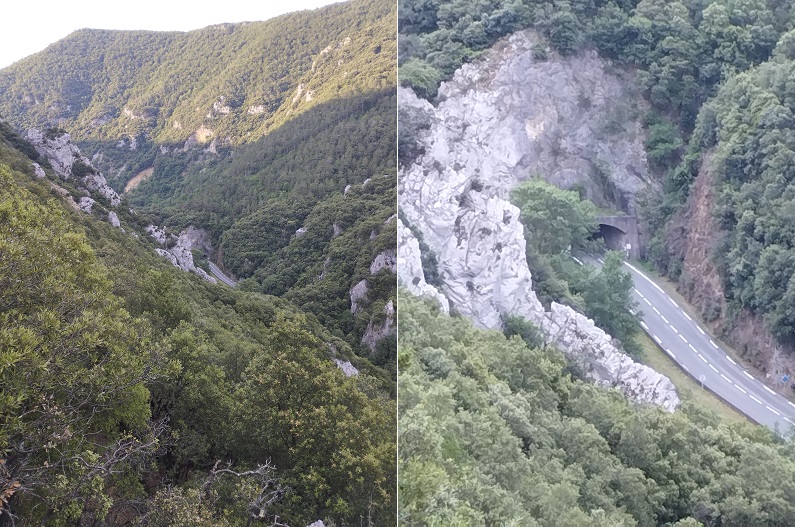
[0, 118, 395, 526]
[0, 0, 397, 363]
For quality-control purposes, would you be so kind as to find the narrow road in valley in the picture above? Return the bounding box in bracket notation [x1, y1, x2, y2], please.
[577, 254, 795, 433]
[209, 261, 237, 287]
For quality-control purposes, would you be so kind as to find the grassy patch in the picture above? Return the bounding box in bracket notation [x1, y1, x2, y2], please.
[637, 331, 748, 426]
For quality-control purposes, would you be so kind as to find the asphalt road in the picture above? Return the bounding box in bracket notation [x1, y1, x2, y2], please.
[209, 261, 237, 287]
[577, 254, 795, 433]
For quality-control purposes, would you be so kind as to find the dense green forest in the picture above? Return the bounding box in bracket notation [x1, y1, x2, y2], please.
[399, 0, 795, 372]
[0, 121, 395, 524]
[399, 293, 795, 525]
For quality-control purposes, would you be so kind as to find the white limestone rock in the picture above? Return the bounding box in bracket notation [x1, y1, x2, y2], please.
[153, 225, 217, 284]
[350, 279, 368, 314]
[26, 128, 121, 206]
[108, 211, 121, 228]
[32, 162, 45, 179]
[362, 300, 395, 352]
[146, 225, 169, 245]
[78, 197, 95, 213]
[334, 359, 359, 377]
[397, 31, 678, 410]
[397, 219, 449, 314]
[370, 249, 397, 274]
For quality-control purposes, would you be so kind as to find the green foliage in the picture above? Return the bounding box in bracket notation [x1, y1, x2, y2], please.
[399, 293, 795, 525]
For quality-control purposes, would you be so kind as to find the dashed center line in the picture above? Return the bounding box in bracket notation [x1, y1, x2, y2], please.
[643, 298, 652, 306]
[634, 288, 642, 296]
[726, 355, 737, 365]
[766, 405, 781, 416]
[720, 373, 731, 382]
[764, 386, 776, 395]
[735, 384, 747, 394]
[670, 326, 679, 334]
[661, 315, 669, 324]
[698, 354, 708, 364]
[709, 364, 719, 373]
[688, 343, 697, 353]
[743, 371, 754, 380]
[678, 334, 687, 343]
[652, 306, 661, 315]
[750, 395, 763, 405]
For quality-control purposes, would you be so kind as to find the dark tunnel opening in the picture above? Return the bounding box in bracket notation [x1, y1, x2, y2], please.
[594, 223, 627, 253]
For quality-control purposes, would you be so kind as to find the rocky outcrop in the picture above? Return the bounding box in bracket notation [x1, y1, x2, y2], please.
[397, 219, 449, 314]
[151, 225, 217, 284]
[26, 128, 121, 206]
[108, 211, 121, 228]
[370, 249, 397, 274]
[362, 300, 395, 353]
[333, 359, 359, 377]
[31, 162, 45, 179]
[349, 280, 368, 315]
[78, 197, 95, 213]
[398, 31, 678, 410]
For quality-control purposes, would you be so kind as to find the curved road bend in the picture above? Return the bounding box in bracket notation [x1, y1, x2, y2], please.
[209, 261, 237, 287]
[575, 254, 795, 433]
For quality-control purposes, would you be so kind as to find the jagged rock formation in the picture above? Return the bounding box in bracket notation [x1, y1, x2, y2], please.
[362, 300, 395, 353]
[397, 219, 449, 314]
[333, 359, 359, 377]
[149, 225, 217, 284]
[398, 32, 678, 411]
[26, 128, 120, 206]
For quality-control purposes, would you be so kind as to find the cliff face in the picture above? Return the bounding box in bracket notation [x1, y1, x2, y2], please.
[398, 31, 678, 411]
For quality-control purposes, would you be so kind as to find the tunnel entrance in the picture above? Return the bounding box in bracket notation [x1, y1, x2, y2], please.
[595, 223, 627, 253]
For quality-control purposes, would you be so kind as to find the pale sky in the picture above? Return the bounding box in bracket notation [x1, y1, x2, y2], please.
[0, 1, 345, 69]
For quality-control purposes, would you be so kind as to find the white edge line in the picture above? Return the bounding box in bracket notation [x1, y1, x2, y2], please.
[624, 262, 666, 294]
[743, 371, 754, 380]
[644, 298, 652, 306]
[710, 339, 718, 349]
[572, 256, 584, 266]
[670, 298, 680, 307]
[734, 384, 747, 394]
[785, 417, 794, 425]
[750, 395, 762, 405]
[698, 327, 705, 335]
[683, 312, 692, 320]
[652, 307, 661, 315]
[665, 349, 676, 359]
[788, 401, 795, 409]
[640, 321, 648, 330]
[726, 355, 737, 365]
[766, 405, 781, 416]
[653, 335, 662, 345]
[764, 386, 776, 395]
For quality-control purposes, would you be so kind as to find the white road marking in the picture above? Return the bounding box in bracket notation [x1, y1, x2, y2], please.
[735, 384, 747, 394]
[670, 299, 680, 308]
[634, 288, 643, 297]
[726, 356, 737, 365]
[743, 371, 754, 380]
[643, 298, 652, 306]
[785, 417, 794, 425]
[654, 335, 662, 345]
[688, 344, 697, 353]
[572, 256, 584, 266]
[598, 258, 604, 264]
[679, 334, 687, 343]
[766, 406, 781, 416]
[665, 349, 676, 359]
[683, 312, 692, 321]
[683, 364, 690, 372]
[661, 315, 669, 324]
[640, 321, 648, 330]
[788, 401, 795, 409]
[670, 325, 679, 334]
[764, 386, 776, 395]
[698, 327, 705, 335]
[750, 395, 763, 405]
[709, 364, 719, 373]
[710, 340, 718, 348]
[720, 374, 731, 382]
[652, 306, 661, 315]
[624, 262, 666, 294]
[698, 354, 708, 364]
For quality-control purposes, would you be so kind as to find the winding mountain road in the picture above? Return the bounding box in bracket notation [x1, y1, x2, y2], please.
[209, 262, 237, 287]
[578, 254, 795, 433]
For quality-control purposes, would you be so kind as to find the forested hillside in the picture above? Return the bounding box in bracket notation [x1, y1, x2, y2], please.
[0, 120, 395, 525]
[1, 0, 397, 365]
[399, 0, 795, 388]
[399, 293, 795, 525]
